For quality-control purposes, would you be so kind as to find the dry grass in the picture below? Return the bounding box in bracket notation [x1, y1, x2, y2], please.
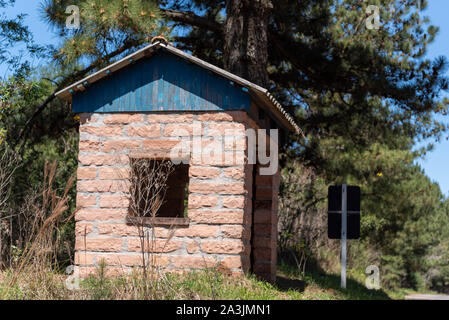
[119, 158, 177, 298]
[0, 263, 405, 300]
[8, 162, 75, 286]
[0, 159, 286, 300]
[0, 146, 20, 268]
[0, 266, 301, 300]
[0, 160, 399, 300]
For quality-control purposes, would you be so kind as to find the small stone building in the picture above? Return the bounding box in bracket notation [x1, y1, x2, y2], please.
[56, 40, 300, 283]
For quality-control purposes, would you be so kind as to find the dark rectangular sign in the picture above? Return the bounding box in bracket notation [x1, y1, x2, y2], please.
[328, 212, 360, 239]
[328, 185, 361, 239]
[328, 186, 360, 212]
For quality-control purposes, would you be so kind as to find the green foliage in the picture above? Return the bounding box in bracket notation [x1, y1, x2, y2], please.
[0, 65, 79, 266]
[0, 266, 399, 300]
[161, 2, 449, 292]
[43, 0, 164, 67]
[0, 0, 30, 66]
[1, 0, 448, 294]
[426, 235, 449, 293]
[0, 0, 44, 70]
[363, 166, 449, 289]
[279, 155, 449, 290]
[162, 0, 449, 153]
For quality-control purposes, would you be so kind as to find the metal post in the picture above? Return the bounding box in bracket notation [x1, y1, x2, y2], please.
[341, 184, 347, 289]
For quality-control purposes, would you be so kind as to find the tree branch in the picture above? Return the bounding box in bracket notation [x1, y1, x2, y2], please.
[161, 9, 223, 34]
[17, 10, 221, 148]
[16, 39, 142, 148]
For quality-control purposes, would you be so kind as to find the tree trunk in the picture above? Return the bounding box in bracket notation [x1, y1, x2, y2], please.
[224, 0, 272, 88]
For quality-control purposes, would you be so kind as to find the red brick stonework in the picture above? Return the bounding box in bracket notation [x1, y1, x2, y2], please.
[75, 111, 278, 282]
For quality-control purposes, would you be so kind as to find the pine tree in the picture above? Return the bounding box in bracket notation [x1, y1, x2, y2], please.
[9, 0, 448, 289]
[0, 0, 33, 67]
[0, 0, 42, 69]
[43, 0, 164, 66]
[37, 1, 448, 170]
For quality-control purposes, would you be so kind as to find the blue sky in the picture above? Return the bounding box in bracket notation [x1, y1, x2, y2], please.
[415, 0, 449, 196]
[2, 0, 449, 195]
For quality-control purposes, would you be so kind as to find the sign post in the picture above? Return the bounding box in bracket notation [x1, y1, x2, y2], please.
[327, 184, 360, 290]
[341, 184, 347, 289]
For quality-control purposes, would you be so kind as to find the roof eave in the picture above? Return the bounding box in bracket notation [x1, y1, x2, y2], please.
[55, 42, 163, 102]
[56, 41, 302, 136]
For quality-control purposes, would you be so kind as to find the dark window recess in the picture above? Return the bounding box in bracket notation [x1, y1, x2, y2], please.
[159, 164, 190, 218]
[129, 158, 189, 220]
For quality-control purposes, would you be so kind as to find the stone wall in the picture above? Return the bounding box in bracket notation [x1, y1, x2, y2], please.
[74, 111, 277, 281]
[252, 166, 280, 283]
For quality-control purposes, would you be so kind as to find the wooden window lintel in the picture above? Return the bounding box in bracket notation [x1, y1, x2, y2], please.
[129, 151, 190, 163]
[126, 215, 190, 227]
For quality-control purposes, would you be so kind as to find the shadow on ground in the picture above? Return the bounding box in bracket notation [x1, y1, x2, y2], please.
[309, 272, 391, 300]
[276, 276, 306, 292]
[277, 253, 391, 299]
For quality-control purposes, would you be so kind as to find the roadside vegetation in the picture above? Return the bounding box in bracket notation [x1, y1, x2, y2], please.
[1, 0, 449, 298]
[0, 266, 393, 300]
[1, 259, 431, 300]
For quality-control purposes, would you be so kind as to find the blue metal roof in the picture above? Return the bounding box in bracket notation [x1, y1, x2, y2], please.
[56, 41, 302, 135]
[71, 51, 250, 113]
